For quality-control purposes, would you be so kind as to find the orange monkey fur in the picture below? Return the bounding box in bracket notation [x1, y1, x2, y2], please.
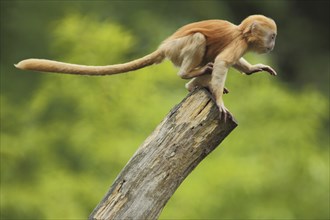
[15, 15, 277, 115]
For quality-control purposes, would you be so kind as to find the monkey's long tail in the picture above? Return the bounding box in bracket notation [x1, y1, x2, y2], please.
[14, 50, 165, 76]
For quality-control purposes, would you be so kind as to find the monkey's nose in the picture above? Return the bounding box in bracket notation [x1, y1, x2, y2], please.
[267, 46, 274, 52]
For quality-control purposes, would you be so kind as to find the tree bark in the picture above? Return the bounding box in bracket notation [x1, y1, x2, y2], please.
[89, 88, 238, 220]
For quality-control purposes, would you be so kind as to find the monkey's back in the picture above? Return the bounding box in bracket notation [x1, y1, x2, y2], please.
[169, 20, 241, 63]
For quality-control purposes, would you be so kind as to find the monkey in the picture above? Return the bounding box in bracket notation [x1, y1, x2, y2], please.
[15, 14, 277, 118]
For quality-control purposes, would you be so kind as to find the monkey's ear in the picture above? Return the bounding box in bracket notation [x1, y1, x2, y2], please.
[250, 22, 259, 34]
[243, 21, 259, 36]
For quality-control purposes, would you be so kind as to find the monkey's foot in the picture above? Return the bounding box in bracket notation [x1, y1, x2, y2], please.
[195, 62, 213, 76]
[201, 62, 214, 75]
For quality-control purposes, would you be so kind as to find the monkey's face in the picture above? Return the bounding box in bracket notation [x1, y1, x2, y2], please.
[255, 27, 277, 54]
[263, 31, 277, 53]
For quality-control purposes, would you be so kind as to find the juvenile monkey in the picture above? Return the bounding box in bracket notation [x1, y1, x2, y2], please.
[15, 15, 277, 117]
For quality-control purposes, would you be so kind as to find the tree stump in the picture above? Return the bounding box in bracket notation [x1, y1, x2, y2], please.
[89, 88, 238, 220]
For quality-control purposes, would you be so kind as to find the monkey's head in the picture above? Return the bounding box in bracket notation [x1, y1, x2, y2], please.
[240, 15, 277, 54]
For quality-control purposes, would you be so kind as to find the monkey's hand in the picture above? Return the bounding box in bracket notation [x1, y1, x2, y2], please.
[248, 64, 277, 76]
[208, 90, 228, 118]
[217, 101, 232, 121]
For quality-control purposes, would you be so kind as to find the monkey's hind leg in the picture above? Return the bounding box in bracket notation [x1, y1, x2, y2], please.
[176, 33, 211, 79]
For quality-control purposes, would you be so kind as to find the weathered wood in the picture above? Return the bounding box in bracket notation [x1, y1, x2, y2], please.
[89, 88, 238, 220]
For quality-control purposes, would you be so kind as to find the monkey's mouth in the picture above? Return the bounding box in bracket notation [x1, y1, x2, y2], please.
[257, 48, 270, 54]
[263, 47, 273, 54]
[267, 44, 275, 52]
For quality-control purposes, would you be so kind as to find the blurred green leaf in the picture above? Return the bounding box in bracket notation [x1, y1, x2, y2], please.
[1, 1, 329, 219]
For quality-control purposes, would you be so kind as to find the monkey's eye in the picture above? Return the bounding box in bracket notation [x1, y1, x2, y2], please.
[271, 34, 276, 40]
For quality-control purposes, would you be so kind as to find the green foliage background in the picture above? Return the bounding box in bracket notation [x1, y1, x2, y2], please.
[1, 1, 329, 219]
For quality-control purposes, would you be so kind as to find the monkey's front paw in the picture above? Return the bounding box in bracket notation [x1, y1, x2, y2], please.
[217, 102, 231, 121]
[261, 65, 277, 76]
[251, 64, 277, 76]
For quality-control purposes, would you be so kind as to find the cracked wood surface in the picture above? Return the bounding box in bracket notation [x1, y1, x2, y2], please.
[89, 88, 238, 220]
